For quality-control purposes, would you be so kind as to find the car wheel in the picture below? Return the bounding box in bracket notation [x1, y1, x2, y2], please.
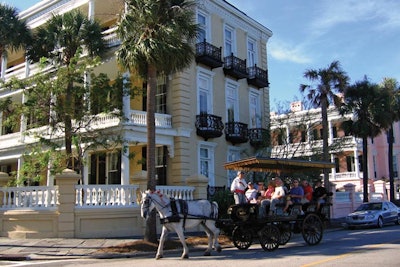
[377, 216, 384, 228]
[395, 215, 400, 225]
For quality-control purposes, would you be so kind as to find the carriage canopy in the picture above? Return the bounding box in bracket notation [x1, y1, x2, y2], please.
[223, 157, 335, 173]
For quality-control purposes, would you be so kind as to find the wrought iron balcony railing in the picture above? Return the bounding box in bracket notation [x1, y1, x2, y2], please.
[224, 121, 248, 144]
[195, 40, 223, 69]
[247, 65, 269, 88]
[195, 113, 224, 140]
[248, 128, 269, 147]
[223, 53, 248, 80]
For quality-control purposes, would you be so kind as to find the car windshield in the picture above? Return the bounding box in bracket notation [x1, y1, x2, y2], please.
[355, 203, 382, 211]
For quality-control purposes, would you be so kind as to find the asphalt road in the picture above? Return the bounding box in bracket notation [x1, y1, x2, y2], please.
[1, 225, 400, 267]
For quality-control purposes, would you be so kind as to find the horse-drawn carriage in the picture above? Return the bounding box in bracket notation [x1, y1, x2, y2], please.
[217, 156, 335, 251]
[141, 156, 334, 259]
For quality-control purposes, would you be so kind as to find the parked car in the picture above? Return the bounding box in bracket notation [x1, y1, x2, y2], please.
[345, 201, 400, 229]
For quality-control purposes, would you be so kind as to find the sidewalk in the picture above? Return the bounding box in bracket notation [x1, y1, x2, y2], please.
[0, 219, 345, 261]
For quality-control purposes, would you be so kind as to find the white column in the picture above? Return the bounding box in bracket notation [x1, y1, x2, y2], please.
[1, 54, 7, 79]
[47, 159, 54, 186]
[330, 153, 336, 181]
[285, 125, 290, 144]
[17, 156, 24, 183]
[24, 56, 30, 78]
[88, 0, 95, 21]
[328, 119, 333, 144]
[20, 93, 27, 142]
[0, 111, 3, 135]
[121, 143, 130, 185]
[83, 152, 89, 185]
[354, 148, 360, 178]
[122, 72, 131, 121]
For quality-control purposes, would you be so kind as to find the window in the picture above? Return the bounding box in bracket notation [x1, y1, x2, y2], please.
[197, 12, 209, 43]
[226, 80, 239, 122]
[142, 75, 167, 114]
[199, 142, 216, 185]
[346, 156, 354, 172]
[108, 151, 121, 184]
[224, 25, 235, 57]
[197, 69, 214, 114]
[141, 146, 167, 185]
[335, 157, 339, 172]
[247, 37, 257, 67]
[249, 90, 261, 128]
[227, 148, 241, 185]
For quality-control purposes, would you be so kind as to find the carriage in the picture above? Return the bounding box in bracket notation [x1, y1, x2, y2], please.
[216, 156, 335, 251]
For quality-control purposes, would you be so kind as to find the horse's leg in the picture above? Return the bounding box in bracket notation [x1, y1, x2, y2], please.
[156, 226, 168, 259]
[174, 224, 189, 259]
[201, 222, 213, 256]
[204, 221, 222, 253]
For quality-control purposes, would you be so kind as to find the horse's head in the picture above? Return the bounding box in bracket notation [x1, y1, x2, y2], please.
[141, 190, 155, 220]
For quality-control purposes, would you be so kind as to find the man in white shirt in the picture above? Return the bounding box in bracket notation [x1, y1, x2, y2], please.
[230, 171, 247, 204]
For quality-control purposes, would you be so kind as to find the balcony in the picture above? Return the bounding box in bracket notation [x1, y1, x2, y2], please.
[225, 122, 248, 145]
[223, 54, 248, 80]
[195, 40, 223, 69]
[195, 113, 224, 140]
[247, 65, 269, 88]
[248, 128, 269, 147]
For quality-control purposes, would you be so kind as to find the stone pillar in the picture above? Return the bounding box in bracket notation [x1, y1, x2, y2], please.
[55, 169, 80, 238]
[121, 143, 130, 185]
[0, 172, 10, 206]
[131, 170, 148, 192]
[185, 174, 208, 199]
[344, 183, 356, 211]
[373, 180, 387, 201]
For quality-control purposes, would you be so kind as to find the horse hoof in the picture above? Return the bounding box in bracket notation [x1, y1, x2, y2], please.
[156, 255, 163, 260]
[203, 251, 211, 256]
[181, 254, 189, 259]
[216, 246, 222, 253]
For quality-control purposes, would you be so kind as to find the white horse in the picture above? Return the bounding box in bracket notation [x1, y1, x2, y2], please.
[141, 190, 222, 259]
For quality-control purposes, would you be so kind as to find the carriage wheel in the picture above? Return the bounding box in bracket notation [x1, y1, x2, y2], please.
[279, 228, 292, 245]
[277, 222, 292, 245]
[258, 225, 280, 251]
[232, 226, 252, 250]
[302, 213, 323, 245]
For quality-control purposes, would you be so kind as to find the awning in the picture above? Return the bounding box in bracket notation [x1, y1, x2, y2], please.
[223, 156, 335, 173]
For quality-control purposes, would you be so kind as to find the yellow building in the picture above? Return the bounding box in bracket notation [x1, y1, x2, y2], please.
[0, 0, 272, 190]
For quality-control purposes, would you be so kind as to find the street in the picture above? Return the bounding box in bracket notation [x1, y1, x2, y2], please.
[2, 225, 400, 267]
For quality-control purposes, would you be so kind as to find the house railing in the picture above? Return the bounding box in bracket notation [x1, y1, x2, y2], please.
[75, 184, 140, 208]
[0, 186, 58, 209]
[155, 186, 195, 200]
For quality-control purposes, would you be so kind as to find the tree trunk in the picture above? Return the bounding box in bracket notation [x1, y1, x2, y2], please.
[388, 126, 395, 201]
[362, 137, 369, 202]
[321, 97, 330, 194]
[144, 64, 158, 244]
[65, 80, 73, 169]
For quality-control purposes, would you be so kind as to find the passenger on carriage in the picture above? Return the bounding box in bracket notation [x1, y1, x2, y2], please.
[257, 182, 265, 198]
[283, 179, 304, 214]
[230, 171, 247, 204]
[302, 180, 313, 203]
[259, 178, 285, 217]
[312, 181, 328, 211]
[245, 182, 258, 203]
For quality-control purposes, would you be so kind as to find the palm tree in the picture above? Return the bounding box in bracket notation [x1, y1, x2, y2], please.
[26, 10, 105, 168]
[0, 4, 32, 77]
[300, 61, 349, 193]
[116, 0, 198, 243]
[379, 78, 400, 201]
[339, 77, 386, 202]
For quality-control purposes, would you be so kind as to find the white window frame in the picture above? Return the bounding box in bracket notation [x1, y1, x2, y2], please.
[225, 79, 239, 122]
[198, 141, 217, 186]
[249, 89, 262, 128]
[224, 24, 236, 57]
[247, 37, 257, 67]
[196, 10, 210, 43]
[197, 67, 215, 114]
[227, 147, 241, 186]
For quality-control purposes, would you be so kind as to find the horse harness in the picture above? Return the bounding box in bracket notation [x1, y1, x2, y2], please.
[160, 198, 188, 225]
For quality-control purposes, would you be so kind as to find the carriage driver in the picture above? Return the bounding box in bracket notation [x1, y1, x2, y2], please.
[230, 171, 247, 204]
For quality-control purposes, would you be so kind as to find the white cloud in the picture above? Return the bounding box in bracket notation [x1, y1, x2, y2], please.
[269, 40, 311, 64]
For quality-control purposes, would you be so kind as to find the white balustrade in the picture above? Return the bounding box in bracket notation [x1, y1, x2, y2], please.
[75, 184, 139, 208]
[155, 186, 195, 200]
[0, 186, 58, 209]
[130, 110, 172, 128]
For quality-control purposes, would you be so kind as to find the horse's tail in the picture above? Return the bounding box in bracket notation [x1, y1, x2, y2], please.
[211, 201, 219, 219]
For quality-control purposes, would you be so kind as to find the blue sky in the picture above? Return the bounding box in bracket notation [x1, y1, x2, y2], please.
[5, 0, 400, 111]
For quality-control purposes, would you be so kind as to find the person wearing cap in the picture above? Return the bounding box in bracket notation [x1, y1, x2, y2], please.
[230, 171, 247, 204]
